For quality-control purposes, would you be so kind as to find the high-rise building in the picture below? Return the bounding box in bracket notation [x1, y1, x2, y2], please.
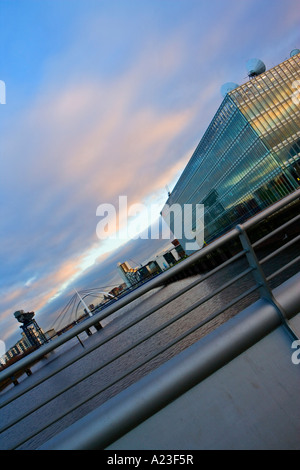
[162, 51, 300, 253]
[117, 261, 136, 287]
[117, 260, 161, 287]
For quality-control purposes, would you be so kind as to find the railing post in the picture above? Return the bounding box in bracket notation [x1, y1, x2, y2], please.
[237, 224, 299, 341]
[11, 375, 19, 386]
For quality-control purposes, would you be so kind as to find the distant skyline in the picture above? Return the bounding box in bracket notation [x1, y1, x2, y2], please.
[1, 0, 300, 348]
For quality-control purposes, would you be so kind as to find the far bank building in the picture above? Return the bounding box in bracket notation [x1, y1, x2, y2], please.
[161, 50, 300, 254]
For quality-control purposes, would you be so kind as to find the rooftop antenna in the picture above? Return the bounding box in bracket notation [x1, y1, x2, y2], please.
[246, 58, 266, 80]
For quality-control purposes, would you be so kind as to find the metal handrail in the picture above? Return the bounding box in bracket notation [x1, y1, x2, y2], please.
[1, 189, 299, 385]
[0, 249, 247, 410]
[241, 189, 299, 230]
[0, 228, 241, 384]
[259, 234, 300, 265]
[267, 256, 300, 281]
[252, 213, 300, 248]
[40, 275, 300, 451]
[14, 283, 261, 450]
[0, 188, 299, 450]
[0, 264, 254, 436]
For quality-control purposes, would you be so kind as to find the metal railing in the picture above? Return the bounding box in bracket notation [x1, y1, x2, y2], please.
[0, 188, 299, 450]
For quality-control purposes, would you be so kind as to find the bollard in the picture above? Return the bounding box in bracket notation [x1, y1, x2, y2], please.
[11, 376, 19, 386]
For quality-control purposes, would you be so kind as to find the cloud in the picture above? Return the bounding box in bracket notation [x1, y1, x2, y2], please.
[0, 22, 200, 347]
[42, 222, 173, 332]
[1, 0, 300, 348]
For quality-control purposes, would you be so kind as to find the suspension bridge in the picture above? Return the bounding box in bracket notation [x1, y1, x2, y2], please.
[50, 286, 118, 335]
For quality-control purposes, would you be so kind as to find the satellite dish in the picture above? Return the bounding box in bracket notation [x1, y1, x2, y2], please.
[220, 82, 239, 98]
[290, 49, 300, 57]
[14, 310, 35, 324]
[246, 59, 266, 78]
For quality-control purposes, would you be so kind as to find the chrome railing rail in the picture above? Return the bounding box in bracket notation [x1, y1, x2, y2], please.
[0, 263, 255, 440]
[1, 189, 299, 386]
[0, 230, 242, 385]
[0, 249, 247, 410]
[251, 213, 300, 248]
[40, 274, 300, 451]
[0, 188, 299, 450]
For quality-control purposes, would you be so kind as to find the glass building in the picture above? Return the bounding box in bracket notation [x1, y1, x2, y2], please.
[162, 52, 300, 253]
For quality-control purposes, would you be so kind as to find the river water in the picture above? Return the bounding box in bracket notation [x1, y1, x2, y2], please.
[0, 243, 299, 450]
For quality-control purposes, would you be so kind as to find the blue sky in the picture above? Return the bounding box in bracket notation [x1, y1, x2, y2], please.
[1, 0, 300, 348]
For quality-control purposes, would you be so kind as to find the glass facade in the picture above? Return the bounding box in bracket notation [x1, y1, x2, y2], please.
[162, 53, 300, 252]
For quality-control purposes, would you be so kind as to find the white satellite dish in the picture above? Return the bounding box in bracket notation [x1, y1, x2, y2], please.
[220, 82, 239, 98]
[246, 58, 266, 78]
[290, 49, 300, 57]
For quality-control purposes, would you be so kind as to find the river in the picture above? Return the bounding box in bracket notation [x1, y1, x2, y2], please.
[0, 243, 299, 450]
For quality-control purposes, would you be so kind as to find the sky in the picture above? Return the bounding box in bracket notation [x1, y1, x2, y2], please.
[0, 0, 300, 349]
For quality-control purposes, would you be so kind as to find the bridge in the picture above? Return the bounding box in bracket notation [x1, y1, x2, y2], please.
[51, 287, 117, 334]
[0, 189, 299, 450]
